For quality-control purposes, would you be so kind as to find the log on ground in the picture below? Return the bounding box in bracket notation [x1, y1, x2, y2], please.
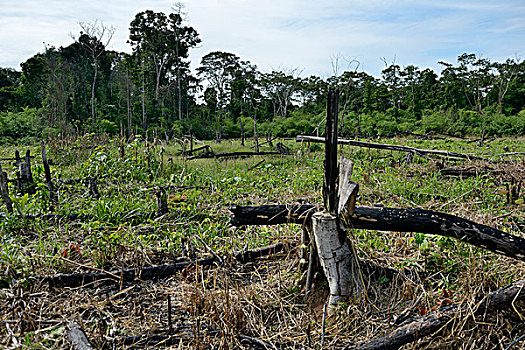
[346, 279, 525, 350]
[187, 151, 285, 160]
[296, 135, 489, 161]
[40, 243, 287, 288]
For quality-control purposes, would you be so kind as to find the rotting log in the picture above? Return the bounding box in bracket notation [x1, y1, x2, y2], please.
[346, 279, 525, 350]
[230, 204, 525, 262]
[296, 135, 490, 161]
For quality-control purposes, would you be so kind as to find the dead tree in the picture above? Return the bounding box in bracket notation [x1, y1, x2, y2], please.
[307, 90, 364, 308]
[42, 141, 58, 211]
[0, 163, 13, 213]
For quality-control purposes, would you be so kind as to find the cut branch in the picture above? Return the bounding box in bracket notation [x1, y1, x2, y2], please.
[296, 135, 490, 161]
[346, 279, 525, 350]
[230, 205, 525, 261]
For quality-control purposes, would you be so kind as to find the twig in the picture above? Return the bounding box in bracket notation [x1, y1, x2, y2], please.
[505, 335, 525, 350]
[194, 235, 224, 265]
[321, 300, 328, 349]
[249, 160, 265, 171]
[437, 188, 476, 210]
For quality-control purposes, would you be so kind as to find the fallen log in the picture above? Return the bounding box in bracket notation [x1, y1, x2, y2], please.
[234, 242, 285, 263]
[39, 243, 286, 288]
[296, 135, 489, 161]
[230, 205, 525, 261]
[0, 211, 155, 222]
[346, 279, 525, 350]
[187, 151, 284, 160]
[42, 257, 218, 288]
[439, 167, 502, 177]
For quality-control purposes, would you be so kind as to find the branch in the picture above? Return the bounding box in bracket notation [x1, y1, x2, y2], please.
[229, 205, 525, 261]
[346, 280, 525, 350]
[296, 135, 490, 161]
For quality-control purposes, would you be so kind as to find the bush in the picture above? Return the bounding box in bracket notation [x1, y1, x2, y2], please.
[97, 119, 118, 135]
[0, 107, 43, 142]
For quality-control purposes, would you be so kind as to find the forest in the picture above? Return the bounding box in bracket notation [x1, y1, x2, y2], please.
[1, 9, 524, 144]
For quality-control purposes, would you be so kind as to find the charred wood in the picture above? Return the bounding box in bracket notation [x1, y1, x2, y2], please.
[230, 204, 525, 261]
[346, 279, 525, 350]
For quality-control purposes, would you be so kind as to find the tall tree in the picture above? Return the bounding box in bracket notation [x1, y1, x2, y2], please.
[260, 69, 302, 119]
[128, 10, 200, 128]
[75, 20, 115, 127]
[197, 51, 248, 120]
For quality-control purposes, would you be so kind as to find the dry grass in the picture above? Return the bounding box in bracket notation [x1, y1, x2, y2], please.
[0, 137, 524, 349]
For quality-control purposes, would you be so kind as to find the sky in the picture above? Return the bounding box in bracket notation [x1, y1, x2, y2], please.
[1, 0, 524, 78]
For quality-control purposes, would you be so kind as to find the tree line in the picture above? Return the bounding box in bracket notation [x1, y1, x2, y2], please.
[1, 9, 524, 143]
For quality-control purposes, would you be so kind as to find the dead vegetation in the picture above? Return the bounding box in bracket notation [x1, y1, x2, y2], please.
[0, 135, 524, 349]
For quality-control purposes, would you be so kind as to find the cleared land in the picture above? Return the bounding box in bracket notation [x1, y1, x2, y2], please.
[0, 135, 524, 349]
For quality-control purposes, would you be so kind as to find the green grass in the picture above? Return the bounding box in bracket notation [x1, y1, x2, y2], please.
[0, 135, 523, 348]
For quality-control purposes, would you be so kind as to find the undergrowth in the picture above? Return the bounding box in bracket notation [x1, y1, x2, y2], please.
[0, 135, 524, 349]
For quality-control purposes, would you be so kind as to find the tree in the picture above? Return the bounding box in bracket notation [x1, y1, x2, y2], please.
[492, 58, 521, 114]
[75, 20, 115, 127]
[129, 10, 200, 128]
[260, 69, 302, 119]
[197, 51, 248, 120]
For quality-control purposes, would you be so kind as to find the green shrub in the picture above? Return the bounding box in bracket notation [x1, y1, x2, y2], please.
[0, 107, 43, 141]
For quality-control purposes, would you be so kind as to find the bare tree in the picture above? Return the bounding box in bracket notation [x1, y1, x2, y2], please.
[75, 20, 115, 128]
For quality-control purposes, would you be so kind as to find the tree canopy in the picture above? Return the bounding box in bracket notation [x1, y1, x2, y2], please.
[1, 9, 524, 143]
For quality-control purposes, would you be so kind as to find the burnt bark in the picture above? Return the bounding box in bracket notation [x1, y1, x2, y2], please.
[347, 280, 525, 350]
[230, 205, 525, 261]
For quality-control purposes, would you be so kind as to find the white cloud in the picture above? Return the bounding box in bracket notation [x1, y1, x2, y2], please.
[1, 0, 523, 77]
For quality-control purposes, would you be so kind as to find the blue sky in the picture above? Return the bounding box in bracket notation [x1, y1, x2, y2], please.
[0, 0, 523, 78]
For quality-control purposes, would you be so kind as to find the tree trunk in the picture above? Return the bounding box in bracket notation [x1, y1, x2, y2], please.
[253, 116, 259, 152]
[310, 211, 364, 309]
[0, 164, 13, 213]
[91, 57, 97, 128]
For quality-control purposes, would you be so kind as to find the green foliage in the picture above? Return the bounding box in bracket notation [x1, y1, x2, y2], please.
[0, 107, 43, 143]
[97, 118, 118, 134]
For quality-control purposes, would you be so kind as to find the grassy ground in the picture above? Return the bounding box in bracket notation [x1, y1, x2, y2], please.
[0, 135, 524, 349]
